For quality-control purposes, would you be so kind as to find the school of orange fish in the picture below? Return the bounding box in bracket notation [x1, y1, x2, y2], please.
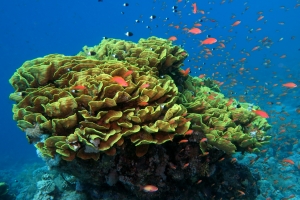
[97, 0, 300, 199]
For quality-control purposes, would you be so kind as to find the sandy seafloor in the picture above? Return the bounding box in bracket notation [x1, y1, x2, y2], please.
[0, 0, 300, 199]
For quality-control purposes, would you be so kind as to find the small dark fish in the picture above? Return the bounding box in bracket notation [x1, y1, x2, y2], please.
[172, 6, 178, 9]
[150, 15, 156, 19]
[125, 32, 133, 37]
[123, 3, 129, 6]
[90, 51, 96, 56]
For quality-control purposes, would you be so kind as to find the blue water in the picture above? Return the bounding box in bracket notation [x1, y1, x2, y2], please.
[1, 0, 299, 199]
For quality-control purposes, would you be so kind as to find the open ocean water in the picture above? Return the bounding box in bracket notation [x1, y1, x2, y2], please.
[0, 0, 299, 199]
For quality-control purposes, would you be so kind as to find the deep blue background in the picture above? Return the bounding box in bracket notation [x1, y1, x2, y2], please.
[1, 0, 299, 168]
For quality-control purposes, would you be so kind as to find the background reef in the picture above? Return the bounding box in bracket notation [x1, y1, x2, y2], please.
[8, 37, 271, 199]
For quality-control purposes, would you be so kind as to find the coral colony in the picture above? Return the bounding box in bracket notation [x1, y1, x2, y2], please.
[9, 37, 271, 199]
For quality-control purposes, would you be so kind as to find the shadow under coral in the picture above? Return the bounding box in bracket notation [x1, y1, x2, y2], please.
[53, 137, 260, 200]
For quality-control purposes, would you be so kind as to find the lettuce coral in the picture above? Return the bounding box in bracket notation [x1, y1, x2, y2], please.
[9, 37, 190, 161]
[179, 76, 271, 154]
[8, 36, 271, 199]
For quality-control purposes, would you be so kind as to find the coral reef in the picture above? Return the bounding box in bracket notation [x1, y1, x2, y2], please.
[178, 76, 271, 155]
[0, 182, 8, 196]
[9, 37, 271, 199]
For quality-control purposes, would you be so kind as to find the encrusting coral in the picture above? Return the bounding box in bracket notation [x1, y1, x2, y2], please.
[9, 36, 271, 199]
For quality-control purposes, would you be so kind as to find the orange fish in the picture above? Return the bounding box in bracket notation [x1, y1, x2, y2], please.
[280, 54, 286, 58]
[252, 110, 269, 118]
[168, 36, 177, 41]
[140, 83, 150, 89]
[182, 163, 189, 169]
[192, 3, 197, 14]
[252, 46, 260, 51]
[138, 102, 149, 106]
[282, 82, 297, 88]
[140, 185, 158, 192]
[178, 139, 188, 144]
[232, 20, 241, 26]
[199, 74, 206, 78]
[180, 67, 190, 76]
[123, 70, 133, 77]
[237, 190, 245, 196]
[283, 159, 294, 165]
[201, 38, 217, 45]
[72, 85, 87, 90]
[257, 15, 264, 21]
[188, 27, 201, 34]
[240, 58, 246, 62]
[200, 138, 207, 143]
[169, 162, 177, 169]
[226, 98, 234, 107]
[184, 129, 193, 135]
[219, 42, 225, 48]
[111, 76, 128, 87]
